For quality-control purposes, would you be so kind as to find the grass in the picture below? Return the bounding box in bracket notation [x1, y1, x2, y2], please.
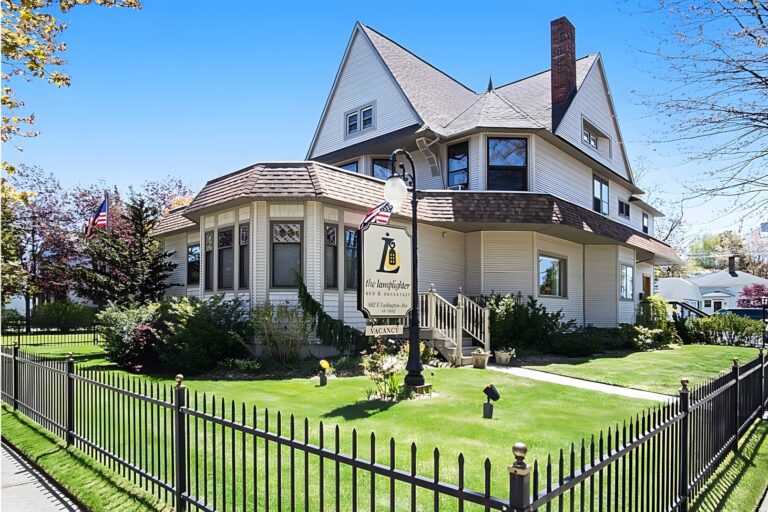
[691, 420, 768, 512]
[1, 406, 169, 512]
[522, 345, 760, 395]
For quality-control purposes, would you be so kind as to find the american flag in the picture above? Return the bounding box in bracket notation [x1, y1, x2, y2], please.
[84, 197, 108, 239]
[360, 201, 393, 229]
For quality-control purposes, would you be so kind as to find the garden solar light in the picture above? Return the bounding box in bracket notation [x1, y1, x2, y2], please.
[483, 384, 500, 419]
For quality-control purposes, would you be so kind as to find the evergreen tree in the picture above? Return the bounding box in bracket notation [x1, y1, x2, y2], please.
[72, 196, 177, 306]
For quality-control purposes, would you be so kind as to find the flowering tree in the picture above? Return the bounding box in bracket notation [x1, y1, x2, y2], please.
[737, 284, 768, 308]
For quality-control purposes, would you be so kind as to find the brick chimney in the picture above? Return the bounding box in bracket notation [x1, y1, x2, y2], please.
[728, 255, 737, 274]
[551, 17, 576, 131]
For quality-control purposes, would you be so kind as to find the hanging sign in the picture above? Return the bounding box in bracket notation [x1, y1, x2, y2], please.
[364, 324, 404, 336]
[358, 223, 413, 319]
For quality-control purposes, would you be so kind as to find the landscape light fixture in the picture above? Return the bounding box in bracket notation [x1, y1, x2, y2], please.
[385, 149, 424, 388]
[482, 384, 500, 419]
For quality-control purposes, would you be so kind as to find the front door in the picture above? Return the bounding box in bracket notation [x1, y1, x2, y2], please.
[642, 275, 651, 298]
[713, 301, 723, 312]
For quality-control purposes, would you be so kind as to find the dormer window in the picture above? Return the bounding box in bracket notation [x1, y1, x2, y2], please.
[582, 117, 611, 160]
[347, 112, 358, 134]
[583, 128, 598, 149]
[345, 102, 376, 138]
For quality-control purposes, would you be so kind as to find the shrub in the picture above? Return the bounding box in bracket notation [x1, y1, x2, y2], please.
[32, 300, 97, 331]
[155, 296, 252, 375]
[1, 308, 23, 329]
[636, 295, 668, 329]
[685, 314, 762, 346]
[97, 303, 159, 369]
[630, 326, 669, 351]
[252, 302, 312, 363]
[482, 294, 576, 352]
[219, 358, 262, 374]
[361, 339, 408, 401]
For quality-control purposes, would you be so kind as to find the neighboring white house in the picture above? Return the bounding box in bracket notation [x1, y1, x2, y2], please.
[658, 256, 768, 314]
[152, 17, 680, 354]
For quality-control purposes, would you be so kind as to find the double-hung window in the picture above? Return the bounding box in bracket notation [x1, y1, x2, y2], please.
[272, 223, 302, 287]
[187, 244, 200, 286]
[324, 224, 338, 289]
[539, 255, 566, 297]
[642, 213, 649, 234]
[593, 175, 609, 215]
[204, 231, 214, 291]
[347, 112, 359, 134]
[346, 103, 375, 136]
[447, 141, 469, 189]
[344, 227, 359, 290]
[618, 200, 630, 218]
[583, 128, 598, 149]
[620, 264, 634, 300]
[238, 225, 249, 289]
[487, 137, 527, 191]
[372, 159, 391, 180]
[361, 107, 373, 129]
[218, 228, 234, 289]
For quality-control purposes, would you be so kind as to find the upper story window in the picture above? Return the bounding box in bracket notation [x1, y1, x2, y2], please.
[642, 213, 649, 234]
[339, 160, 358, 172]
[593, 175, 609, 215]
[372, 159, 390, 180]
[345, 103, 375, 138]
[583, 128, 598, 149]
[447, 141, 469, 190]
[618, 200, 630, 219]
[187, 244, 200, 286]
[582, 117, 612, 160]
[487, 137, 527, 191]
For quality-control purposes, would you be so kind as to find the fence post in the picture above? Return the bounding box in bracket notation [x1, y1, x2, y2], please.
[508, 442, 531, 512]
[174, 374, 187, 512]
[679, 379, 690, 512]
[12, 342, 19, 411]
[455, 298, 463, 364]
[760, 349, 765, 419]
[732, 358, 740, 454]
[66, 352, 75, 446]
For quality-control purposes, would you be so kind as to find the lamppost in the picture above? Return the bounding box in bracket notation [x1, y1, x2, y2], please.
[761, 296, 768, 350]
[383, 148, 424, 387]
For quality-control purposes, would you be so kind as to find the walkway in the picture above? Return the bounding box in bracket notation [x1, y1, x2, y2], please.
[487, 364, 672, 401]
[1, 441, 81, 512]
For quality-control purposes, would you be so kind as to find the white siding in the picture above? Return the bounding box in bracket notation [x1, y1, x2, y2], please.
[418, 225, 465, 300]
[555, 60, 631, 180]
[584, 245, 618, 327]
[481, 232, 534, 296]
[163, 234, 187, 297]
[534, 233, 584, 324]
[304, 201, 324, 301]
[253, 201, 268, 303]
[309, 29, 420, 159]
[533, 135, 592, 210]
[323, 292, 339, 319]
[343, 292, 366, 330]
[465, 232, 482, 295]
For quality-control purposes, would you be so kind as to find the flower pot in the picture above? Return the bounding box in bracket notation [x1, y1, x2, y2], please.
[495, 351, 512, 366]
[319, 374, 328, 386]
[472, 352, 490, 369]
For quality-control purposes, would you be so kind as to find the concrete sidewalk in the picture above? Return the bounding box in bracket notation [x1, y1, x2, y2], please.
[1, 441, 81, 511]
[487, 364, 672, 401]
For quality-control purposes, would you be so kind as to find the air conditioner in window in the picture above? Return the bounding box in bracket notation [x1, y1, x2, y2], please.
[447, 184, 467, 191]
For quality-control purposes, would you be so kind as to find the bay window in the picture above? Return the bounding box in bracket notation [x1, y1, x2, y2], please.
[272, 223, 302, 287]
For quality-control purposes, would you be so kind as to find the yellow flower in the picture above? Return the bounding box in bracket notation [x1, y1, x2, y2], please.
[319, 359, 330, 370]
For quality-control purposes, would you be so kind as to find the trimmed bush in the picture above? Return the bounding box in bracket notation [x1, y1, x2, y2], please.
[155, 296, 252, 375]
[1, 308, 23, 329]
[685, 314, 762, 346]
[97, 303, 159, 369]
[252, 302, 312, 363]
[32, 300, 97, 331]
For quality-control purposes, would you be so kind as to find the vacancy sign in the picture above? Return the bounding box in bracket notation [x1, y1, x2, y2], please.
[358, 223, 413, 319]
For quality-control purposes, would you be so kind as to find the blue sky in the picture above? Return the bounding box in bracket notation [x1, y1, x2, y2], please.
[2, 0, 755, 237]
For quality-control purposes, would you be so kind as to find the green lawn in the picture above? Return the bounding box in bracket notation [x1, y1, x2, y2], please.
[1, 406, 169, 512]
[522, 345, 761, 395]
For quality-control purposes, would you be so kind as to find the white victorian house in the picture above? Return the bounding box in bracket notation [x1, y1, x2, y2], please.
[153, 17, 681, 359]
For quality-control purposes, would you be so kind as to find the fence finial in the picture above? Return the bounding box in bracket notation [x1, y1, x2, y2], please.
[508, 442, 530, 474]
[67, 352, 74, 362]
[175, 374, 184, 388]
[732, 357, 739, 368]
[680, 379, 689, 392]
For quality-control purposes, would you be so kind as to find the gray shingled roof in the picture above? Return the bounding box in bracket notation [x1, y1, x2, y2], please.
[360, 25, 478, 131]
[443, 89, 543, 135]
[153, 206, 197, 236]
[161, 161, 679, 263]
[494, 54, 598, 131]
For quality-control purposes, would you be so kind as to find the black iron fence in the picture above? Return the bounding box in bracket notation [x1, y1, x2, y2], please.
[0, 321, 100, 346]
[1, 344, 766, 512]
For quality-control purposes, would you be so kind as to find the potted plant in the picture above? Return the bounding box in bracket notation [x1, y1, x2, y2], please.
[472, 348, 490, 369]
[319, 359, 332, 386]
[494, 348, 516, 366]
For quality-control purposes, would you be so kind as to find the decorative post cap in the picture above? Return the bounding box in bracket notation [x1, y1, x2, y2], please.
[508, 442, 530, 474]
[732, 357, 739, 367]
[67, 352, 74, 362]
[175, 374, 184, 387]
[429, 283, 436, 292]
[680, 378, 689, 391]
